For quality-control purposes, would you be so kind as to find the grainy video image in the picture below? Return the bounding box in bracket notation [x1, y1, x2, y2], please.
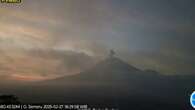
[0, 0, 195, 110]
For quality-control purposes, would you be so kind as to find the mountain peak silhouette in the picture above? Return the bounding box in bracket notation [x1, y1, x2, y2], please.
[49, 56, 144, 85]
[91, 56, 139, 73]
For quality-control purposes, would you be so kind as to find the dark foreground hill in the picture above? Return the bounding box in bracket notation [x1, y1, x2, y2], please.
[1, 56, 195, 110]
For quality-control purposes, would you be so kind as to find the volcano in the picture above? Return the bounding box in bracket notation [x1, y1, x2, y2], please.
[48, 56, 168, 88]
[5, 56, 195, 110]
[38, 56, 195, 109]
[51, 56, 142, 85]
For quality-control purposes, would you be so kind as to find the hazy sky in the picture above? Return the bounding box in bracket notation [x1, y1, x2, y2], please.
[0, 0, 195, 81]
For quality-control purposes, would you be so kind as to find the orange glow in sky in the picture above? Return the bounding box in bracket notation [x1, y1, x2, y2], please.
[10, 74, 46, 82]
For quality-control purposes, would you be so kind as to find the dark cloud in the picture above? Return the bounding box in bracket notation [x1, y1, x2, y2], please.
[124, 50, 195, 75]
[26, 49, 96, 75]
[0, 0, 195, 77]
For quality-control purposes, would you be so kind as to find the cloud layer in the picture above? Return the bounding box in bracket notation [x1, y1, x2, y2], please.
[0, 0, 195, 81]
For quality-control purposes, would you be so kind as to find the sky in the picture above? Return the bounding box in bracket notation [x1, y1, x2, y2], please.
[0, 0, 195, 81]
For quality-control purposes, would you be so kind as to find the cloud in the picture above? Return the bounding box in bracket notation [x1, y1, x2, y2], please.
[122, 47, 195, 75]
[0, 0, 195, 77]
[0, 49, 95, 81]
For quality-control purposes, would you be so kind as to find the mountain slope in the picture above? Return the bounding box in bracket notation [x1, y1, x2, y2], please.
[52, 56, 141, 84]
[16, 56, 195, 109]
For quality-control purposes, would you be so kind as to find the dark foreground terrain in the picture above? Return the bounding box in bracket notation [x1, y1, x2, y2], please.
[0, 57, 195, 110]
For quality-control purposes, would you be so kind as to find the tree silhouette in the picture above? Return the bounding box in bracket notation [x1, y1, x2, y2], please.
[0, 95, 20, 104]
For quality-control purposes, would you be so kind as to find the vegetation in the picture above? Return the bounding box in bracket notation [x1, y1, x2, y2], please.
[0, 95, 20, 104]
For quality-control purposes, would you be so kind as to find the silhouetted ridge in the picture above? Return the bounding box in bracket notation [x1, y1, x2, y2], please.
[50, 56, 144, 85]
[20, 55, 195, 110]
[91, 56, 139, 73]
